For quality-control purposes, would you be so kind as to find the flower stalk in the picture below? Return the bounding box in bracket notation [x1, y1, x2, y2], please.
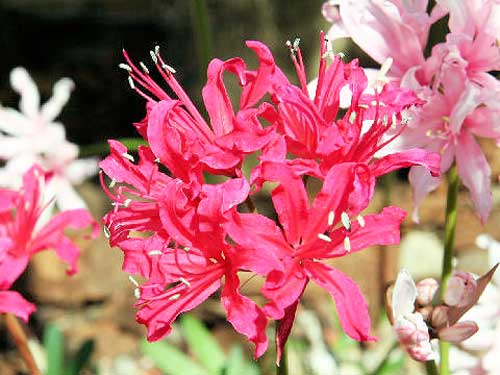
[439, 163, 460, 375]
[5, 314, 41, 375]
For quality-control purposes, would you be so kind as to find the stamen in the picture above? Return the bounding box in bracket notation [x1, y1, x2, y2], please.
[128, 275, 139, 287]
[318, 233, 332, 242]
[109, 179, 116, 188]
[118, 63, 132, 72]
[154, 45, 160, 55]
[328, 211, 335, 226]
[139, 61, 149, 74]
[344, 236, 351, 252]
[154, 157, 161, 163]
[349, 112, 357, 124]
[179, 277, 191, 287]
[341, 212, 351, 231]
[123, 198, 132, 208]
[148, 250, 162, 256]
[169, 293, 181, 300]
[293, 38, 301, 50]
[128, 76, 135, 89]
[149, 50, 158, 64]
[220, 251, 226, 260]
[183, 246, 190, 252]
[134, 288, 141, 299]
[357, 215, 365, 228]
[122, 152, 135, 162]
[209, 258, 218, 264]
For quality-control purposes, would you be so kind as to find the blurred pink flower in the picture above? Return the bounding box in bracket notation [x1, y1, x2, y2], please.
[0, 165, 98, 321]
[324, 0, 500, 223]
[0, 67, 98, 211]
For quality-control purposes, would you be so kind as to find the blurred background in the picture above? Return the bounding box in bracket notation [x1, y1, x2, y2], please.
[1, 1, 499, 374]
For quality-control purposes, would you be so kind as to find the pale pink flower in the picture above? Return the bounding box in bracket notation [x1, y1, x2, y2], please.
[0, 67, 98, 211]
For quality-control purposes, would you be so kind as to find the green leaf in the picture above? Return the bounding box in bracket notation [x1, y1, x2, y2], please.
[225, 346, 260, 375]
[140, 339, 207, 375]
[66, 339, 95, 375]
[180, 315, 225, 375]
[43, 324, 65, 375]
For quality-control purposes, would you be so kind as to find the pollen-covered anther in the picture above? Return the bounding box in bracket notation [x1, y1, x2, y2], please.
[154, 45, 160, 55]
[341, 212, 351, 231]
[357, 215, 365, 228]
[121, 152, 135, 162]
[109, 179, 116, 188]
[127, 76, 135, 90]
[169, 293, 181, 300]
[179, 277, 191, 287]
[328, 211, 335, 226]
[183, 246, 190, 252]
[148, 250, 162, 256]
[209, 258, 218, 264]
[139, 61, 149, 74]
[123, 198, 132, 208]
[128, 275, 140, 287]
[118, 63, 132, 72]
[134, 288, 141, 299]
[154, 157, 161, 163]
[162, 64, 176, 74]
[349, 112, 357, 124]
[338, 52, 345, 59]
[220, 251, 226, 260]
[318, 233, 332, 242]
[344, 236, 351, 252]
[293, 38, 301, 50]
[149, 50, 158, 64]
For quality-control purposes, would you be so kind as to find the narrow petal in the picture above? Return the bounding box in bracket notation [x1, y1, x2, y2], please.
[222, 272, 269, 359]
[10, 67, 40, 119]
[41, 78, 75, 122]
[408, 165, 442, 223]
[370, 149, 441, 178]
[276, 301, 299, 365]
[304, 260, 375, 341]
[0, 291, 36, 322]
[455, 131, 492, 223]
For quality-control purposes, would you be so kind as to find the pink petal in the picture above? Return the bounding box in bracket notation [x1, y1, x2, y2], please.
[276, 300, 299, 365]
[0, 254, 29, 290]
[408, 165, 442, 223]
[455, 131, 492, 223]
[222, 272, 269, 359]
[0, 290, 36, 322]
[304, 260, 375, 341]
[370, 149, 441, 178]
[439, 321, 479, 343]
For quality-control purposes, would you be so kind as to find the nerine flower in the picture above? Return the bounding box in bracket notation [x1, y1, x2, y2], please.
[324, 0, 500, 222]
[0, 165, 98, 321]
[0, 67, 98, 211]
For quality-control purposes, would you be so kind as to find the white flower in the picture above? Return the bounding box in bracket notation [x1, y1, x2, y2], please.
[0, 67, 97, 210]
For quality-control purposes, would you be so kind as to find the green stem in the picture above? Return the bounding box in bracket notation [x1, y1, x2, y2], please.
[439, 163, 460, 375]
[189, 0, 213, 70]
[79, 137, 147, 158]
[425, 360, 439, 375]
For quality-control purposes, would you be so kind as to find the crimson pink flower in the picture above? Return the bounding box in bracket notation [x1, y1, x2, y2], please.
[0, 165, 98, 321]
[226, 161, 406, 360]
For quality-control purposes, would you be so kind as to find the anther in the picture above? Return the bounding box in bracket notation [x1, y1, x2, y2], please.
[123, 198, 132, 208]
[103, 225, 111, 239]
[109, 179, 116, 188]
[293, 38, 301, 50]
[209, 258, 218, 264]
[341, 212, 351, 231]
[318, 233, 332, 242]
[328, 211, 335, 226]
[162, 64, 176, 74]
[349, 112, 357, 124]
[183, 246, 190, 252]
[285, 40, 293, 48]
[139, 61, 149, 74]
[344, 236, 351, 252]
[169, 293, 181, 300]
[128, 275, 139, 287]
[179, 277, 191, 287]
[134, 288, 141, 299]
[150, 50, 158, 64]
[148, 250, 162, 256]
[220, 251, 226, 260]
[357, 215, 365, 228]
[154, 45, 160, 55]
[121, 152, 135, 162]
[118, 63, 132, 72]
[127, 76, 135, 89]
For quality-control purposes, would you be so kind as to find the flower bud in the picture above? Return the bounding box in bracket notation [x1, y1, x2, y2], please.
[444, 271, 477, 307]
[416, 278, 439, 306]
[438, 321, 478, 343]
[416, 305, 433, 321]
[393, 312, 435, 361]
[431, 305, 449, 329]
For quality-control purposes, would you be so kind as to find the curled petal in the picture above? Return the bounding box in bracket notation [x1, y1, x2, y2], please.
[0, 291, 36, 322]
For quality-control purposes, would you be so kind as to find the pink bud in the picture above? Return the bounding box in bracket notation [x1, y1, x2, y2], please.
[438, 321, 479, 343]
[416, 305, 433, 321]
[416, 278, 439, 306]
[322, 1, 341, 23]
[394, 312, 434, 361]
[444, 271, 477, 307]
[430, 305, 449, 329]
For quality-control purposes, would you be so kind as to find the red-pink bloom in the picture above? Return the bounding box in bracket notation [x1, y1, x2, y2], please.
[119, 43, 284, 183]
[0, 165, 98, 321]
[226, 161, 406, 360]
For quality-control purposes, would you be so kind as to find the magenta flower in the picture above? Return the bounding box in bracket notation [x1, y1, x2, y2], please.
[0, 165, 98, 321]
[226, 161, 406, 360]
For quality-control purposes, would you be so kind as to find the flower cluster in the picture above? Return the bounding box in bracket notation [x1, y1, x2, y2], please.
[324, 0, 500, 223]
[0, 67, 98, 211]
[389, 267, 497, 362]
[0, 165, 98, 321]
[100, 35, 440, 358]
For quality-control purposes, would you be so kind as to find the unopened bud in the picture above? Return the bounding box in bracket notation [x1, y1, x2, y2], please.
[444, 271, 477, 307]
[394, 313, 435, 362]
[439, 321, 478, 343]
[416, 305, 433, 321]
[416, 278, 439, 306]
[431, 305, 449, 329]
